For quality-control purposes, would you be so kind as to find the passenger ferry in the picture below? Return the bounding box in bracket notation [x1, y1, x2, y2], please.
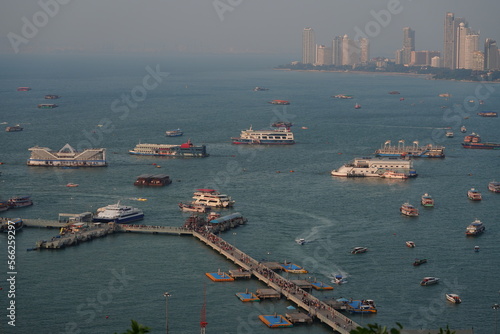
[421, 193, 434, 207]
[8, 196, 33, 208]
[465, 219, 485, 236]
[467, 188, 482, 201]
[37, 104, 58, 109]
[331, 157, 417, 177]
[27, 144, 107, 167]
[129, 140, 208, 157]
[400, 202, 419, 216]
[488, 181, 500, 193]
[375, 140, 445, 158]
[93, 202, 144, 224]
[231, 126, 294, 145]
[192, 189, 235, 208]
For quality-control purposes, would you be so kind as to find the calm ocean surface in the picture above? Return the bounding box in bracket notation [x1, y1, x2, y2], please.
[0, 54, 499, 333]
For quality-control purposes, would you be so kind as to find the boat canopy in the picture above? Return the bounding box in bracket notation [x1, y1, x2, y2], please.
[210, 213, 243, 224]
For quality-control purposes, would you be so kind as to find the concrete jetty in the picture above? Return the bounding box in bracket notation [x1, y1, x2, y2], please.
[192, 231, 359, 333]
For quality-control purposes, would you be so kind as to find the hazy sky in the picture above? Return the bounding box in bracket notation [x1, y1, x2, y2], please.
[1, 0, 500, 58]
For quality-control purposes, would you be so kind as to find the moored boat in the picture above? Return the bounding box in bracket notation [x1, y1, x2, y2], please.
[421, 193, 434, 207]
[375, 140, 445, 158]
[192, 189, 235, 208]
[8, 196, 33, 208]
[445, 293, 462, 304]
[465, 218, 485, 236]
[467, 188, 482, 201]
[462, 133, 500, 149]
[380, 170, 408, 179]
[165, 129, 183, 137]
[351, 247, 368, 254]
[231, 126, 294, 145]
[178, 202, 210, 213]
[400, 202, 418, 216]
[129, 140, 208, 157]
[488, 181, 500, 193]
[331, 157, 417, 178]
[93, 202, 144, 224]
[420, 277, 439, 286]
[347, 300, 377, 314]
[0, 201, 9, 212]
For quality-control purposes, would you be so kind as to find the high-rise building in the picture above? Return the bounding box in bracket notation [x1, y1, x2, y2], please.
[315, 45, 332, 66]
[402, 27, 415, 65]
[341, 34, 360, 66]
[464, 32, 480, 69]
[395, 49, 404, 65]
[410, 51, 441, 66]
[302, 27, 316, 64]
[443, 12, 468, 69]
[484, 39, 499, 70]
[471, 51, 484, 71]
[359, 38, 370, 64]
[431, 56, 442, 68]
[332, 36, 343, 66]
[455, 23, 470, 69]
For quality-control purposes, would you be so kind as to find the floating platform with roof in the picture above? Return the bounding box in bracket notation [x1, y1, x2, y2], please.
[259, 315, 293, 328]
[235, 292, 260, 302]
[256, 288, 281, 299]
[285, 312, 313, 324]
[228, 269, 252, 279]
[205, 271, 234, 282]
[310, 281, 334, 290]
[280, 263, 308, 273]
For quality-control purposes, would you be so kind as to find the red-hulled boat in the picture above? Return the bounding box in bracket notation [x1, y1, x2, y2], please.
[462, 133, 500, 149]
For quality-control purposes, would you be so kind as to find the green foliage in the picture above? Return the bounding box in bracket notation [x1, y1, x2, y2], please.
[350, 323, 403, 334]
[114, 319, 151, 334]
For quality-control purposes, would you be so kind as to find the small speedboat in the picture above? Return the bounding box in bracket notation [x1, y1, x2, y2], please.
[445, 131, 454, 138]
[420, 277, 439, 286]
[295, 238, 306, 245]
[332, 274, 347, 285]
[354, 103, 361, 109]
[165, 129, 183, 137]
[445, 293, 461, 304]
[351, 247, 368, 254]
[66, 183, 79, 187]
[413, 258, 427, 266]
[406, 241, 416, 248]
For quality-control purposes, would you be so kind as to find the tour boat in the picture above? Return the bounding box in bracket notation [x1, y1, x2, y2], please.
[331, 157, 417, 178]
[462, 133, 500, 149]
[347, 300, 377, 314]
[460, 126, 467, 133]
[467, 188, 482, 201]
[445, 294, 462, 304]
[351, 247, 368, 254]
[165, 129, 183, 137]
[421, 193, 434, 207]
[380, 170, 408, 179]
[129, 140, 208, 157]
[400, 202, 419, 216]
[465, 219, 485, 236]
[445, 131, 454, 138]
[420, 277, 440, 286]
[413, 259, 427, 266]
[178, 202, 210, 213]
[93, 202, 144, 224]
[488, 181, 500, 193]
[477, 111, 497, 117]
[231, 126, 294, 145]
[192, 189, 235, 208]
[5, 125, 23, 132]
[8, 196, 33, 208]
[406, 241, 416, 248]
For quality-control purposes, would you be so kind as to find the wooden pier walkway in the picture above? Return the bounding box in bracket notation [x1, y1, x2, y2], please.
[117, 224, 193, 235]
[192, 231, 359, 333]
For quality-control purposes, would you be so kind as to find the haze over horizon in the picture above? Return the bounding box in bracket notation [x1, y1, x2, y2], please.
[2, 0, 500, 60]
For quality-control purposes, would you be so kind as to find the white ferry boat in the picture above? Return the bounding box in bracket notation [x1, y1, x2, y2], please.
[93, 202, 144, 224]
[129, 140, 208, 157]
[27, 144, 107, 167]
[192, 189, 235, 208]
[331, 157, 417, 178]
[232, 126, 294, 145]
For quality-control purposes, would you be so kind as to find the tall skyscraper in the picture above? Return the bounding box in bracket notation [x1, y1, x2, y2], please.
[302, 28, 316, 65]
[359, 38, 370, 64]
[342, 34, 351, 66]
[455, 22, 469, 69]
[464, 32, 479, 69]
[316, 45, 332, 66]
[332, 36, 343, 66]
[402, 27, 415, 65]
[484, 39, 499, 70]
[443, 12, 468, 69]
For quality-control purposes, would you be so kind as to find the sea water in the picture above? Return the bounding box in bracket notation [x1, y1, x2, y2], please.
[0, 54, 499, 333]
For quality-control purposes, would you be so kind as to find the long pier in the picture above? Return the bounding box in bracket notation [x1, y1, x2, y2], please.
[192, 231, 360, 333]
[16, 217, 360, 332]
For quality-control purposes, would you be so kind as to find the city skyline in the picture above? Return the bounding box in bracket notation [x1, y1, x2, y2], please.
[1, 1, 500, 57]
